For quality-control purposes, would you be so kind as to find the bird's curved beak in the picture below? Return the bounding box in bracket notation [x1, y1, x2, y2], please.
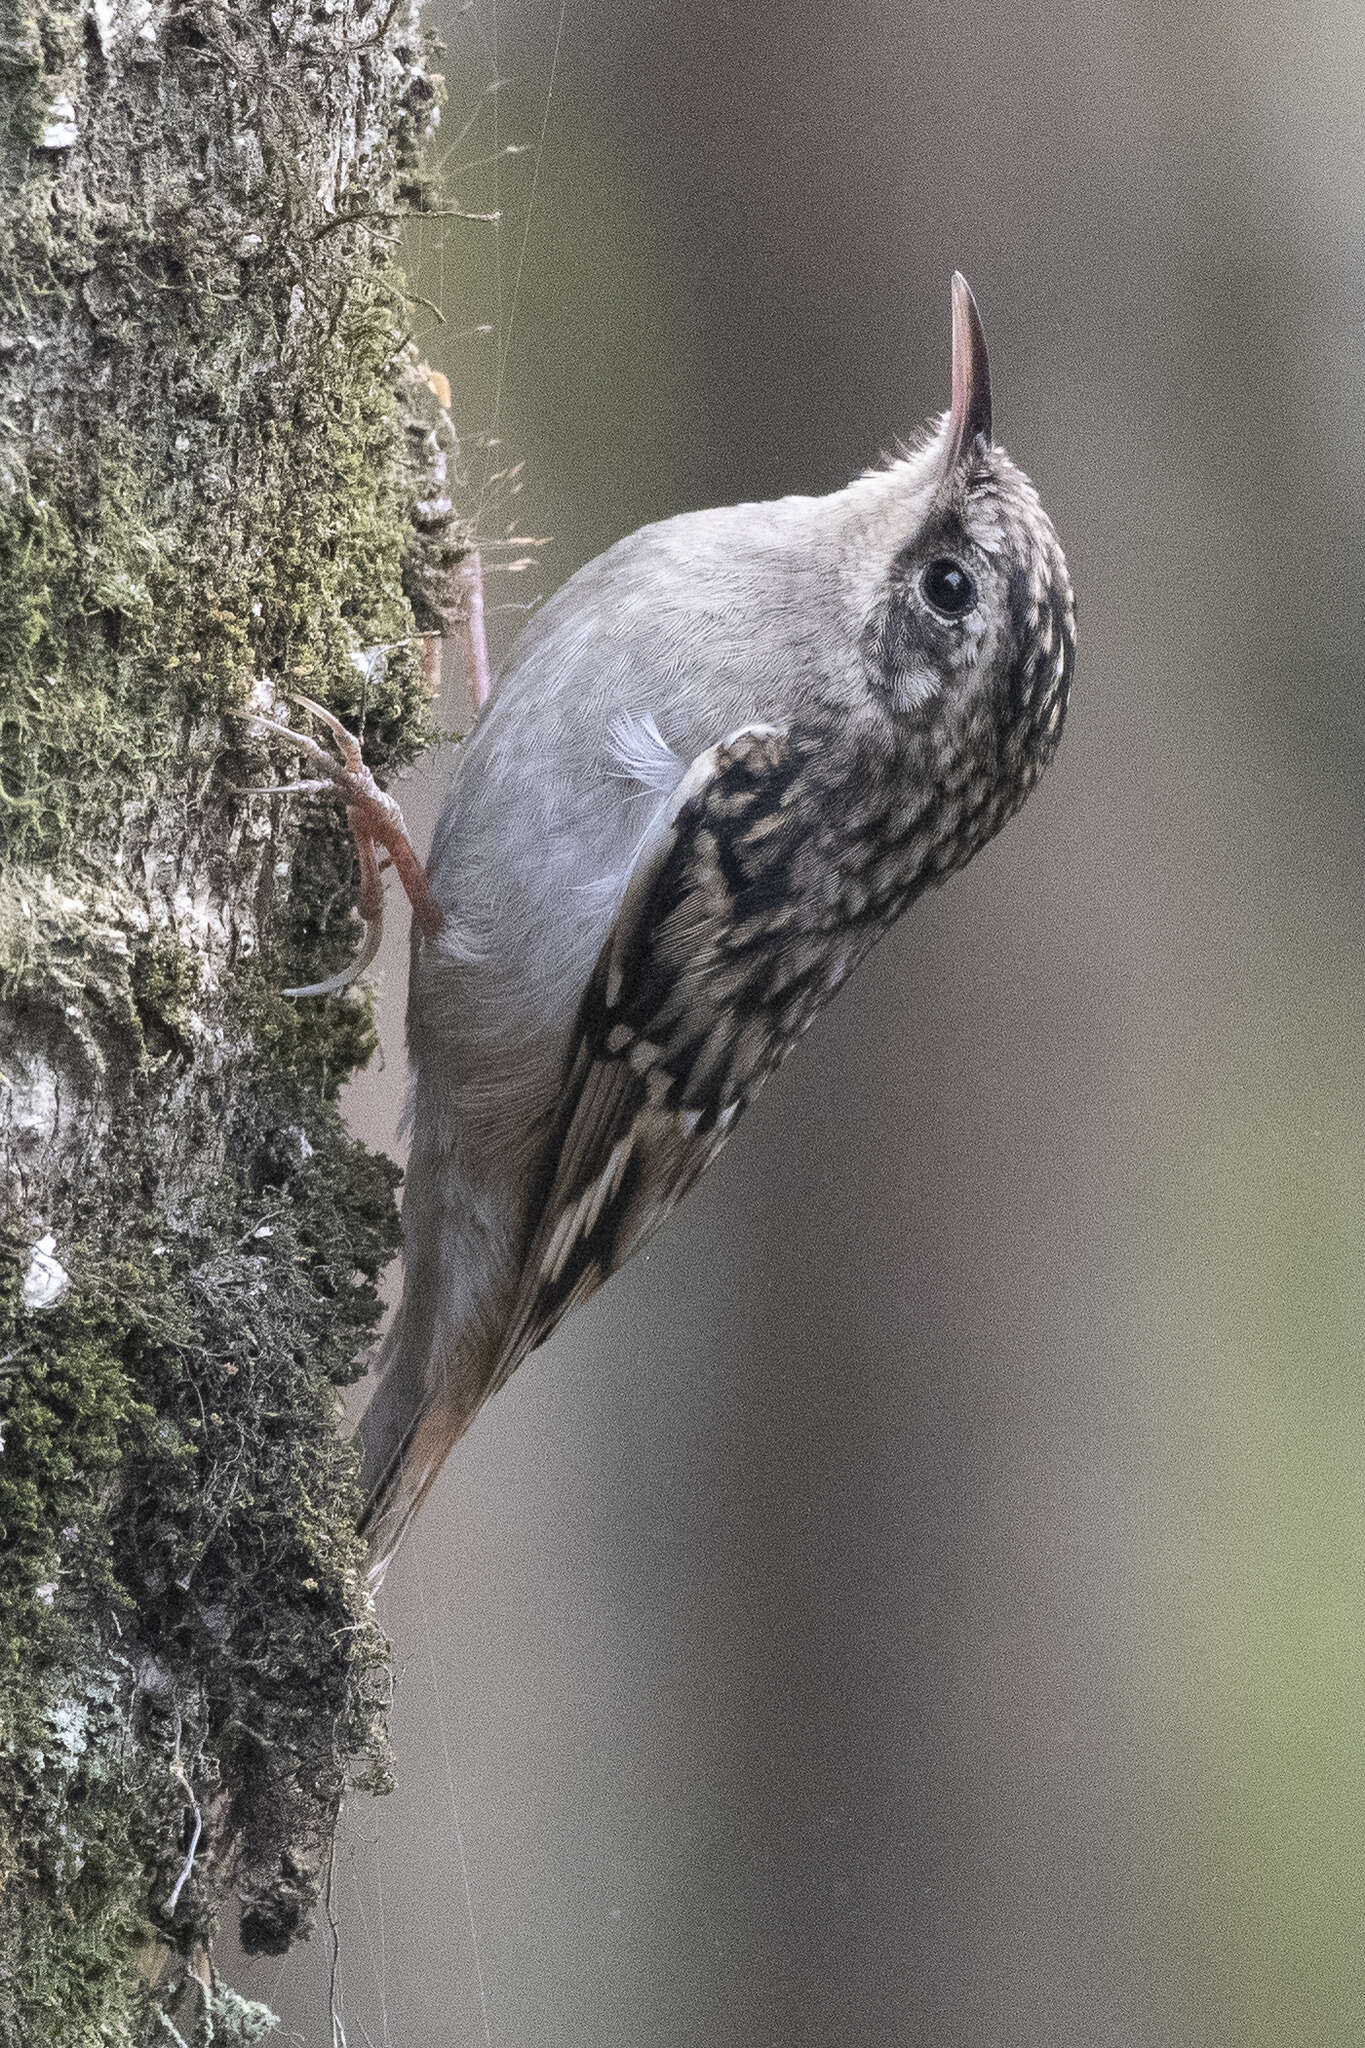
[943, 271, 992, 471]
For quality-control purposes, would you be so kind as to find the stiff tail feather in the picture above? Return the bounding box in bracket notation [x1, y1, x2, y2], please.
[355, 1304, 478, 1587]
[356, 1397, 457, 1589]
[354, 1266, 515, 1586]
[354, 1147, 532, 1583]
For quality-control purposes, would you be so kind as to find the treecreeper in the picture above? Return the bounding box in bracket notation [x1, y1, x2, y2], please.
[269, 275, 1076, 1582]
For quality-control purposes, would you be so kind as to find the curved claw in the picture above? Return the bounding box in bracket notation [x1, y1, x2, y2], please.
[283, 794, 386, 999]
[291, 692, 364, 764]
[241, 691, 443, 998]
[246, 697, 442, 919]
[250, 711, 369, 803]
[283, 913, 384, 998]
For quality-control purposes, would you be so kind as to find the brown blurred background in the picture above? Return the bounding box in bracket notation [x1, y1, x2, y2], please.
[239, 1, 1365, 2041]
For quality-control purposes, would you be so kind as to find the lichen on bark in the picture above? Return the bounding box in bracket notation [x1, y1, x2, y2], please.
[0, 1, 466, 2039]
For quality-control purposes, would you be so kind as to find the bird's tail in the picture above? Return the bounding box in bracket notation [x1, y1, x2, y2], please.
[354, 1315, 455, 1588]
[356, 1294, 503, 1586]
[362, 1279, 564, 1585]
[354, 1160, 516, 1585]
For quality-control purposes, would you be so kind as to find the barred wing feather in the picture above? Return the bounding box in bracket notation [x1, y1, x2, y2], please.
[486, 720, 838, 1395]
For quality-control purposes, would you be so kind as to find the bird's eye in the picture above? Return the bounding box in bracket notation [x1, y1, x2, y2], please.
[922, 557, 977, 619]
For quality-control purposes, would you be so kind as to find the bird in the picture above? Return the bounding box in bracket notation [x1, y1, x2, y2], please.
[297, 274, 1076, 1582]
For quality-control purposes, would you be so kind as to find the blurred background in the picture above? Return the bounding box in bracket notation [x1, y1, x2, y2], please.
[239, 1, 1365, 2041]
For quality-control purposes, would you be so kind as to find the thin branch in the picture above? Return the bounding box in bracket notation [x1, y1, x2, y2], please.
[163, 1711, 204, 1919]
[327, 1822, 349, 2048]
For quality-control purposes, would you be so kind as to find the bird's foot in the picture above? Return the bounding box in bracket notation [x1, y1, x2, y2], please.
[249, 693, 442, 998]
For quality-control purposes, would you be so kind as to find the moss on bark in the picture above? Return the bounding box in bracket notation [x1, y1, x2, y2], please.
[0, 1, 466, 2038]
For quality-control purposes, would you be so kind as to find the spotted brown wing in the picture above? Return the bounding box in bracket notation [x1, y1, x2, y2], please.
[485, 720, 843, 1393]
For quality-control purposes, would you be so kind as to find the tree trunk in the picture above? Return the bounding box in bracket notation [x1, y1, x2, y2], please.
[0, 2, 463, 2038]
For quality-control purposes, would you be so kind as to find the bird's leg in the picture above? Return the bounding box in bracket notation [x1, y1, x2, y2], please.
[459, 549, 492, 719]
[251, 694, 442, 996]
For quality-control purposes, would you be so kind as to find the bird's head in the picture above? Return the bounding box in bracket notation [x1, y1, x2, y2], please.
[856, 275, 1075, 808]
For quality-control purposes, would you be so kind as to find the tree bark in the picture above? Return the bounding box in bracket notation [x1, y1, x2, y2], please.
[0, 2, 464, 2038]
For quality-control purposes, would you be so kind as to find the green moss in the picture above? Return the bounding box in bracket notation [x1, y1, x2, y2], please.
[0, 1057, 402, 2031]
[0, 1268, 164, 2042]
[0, 0, 469, 2038]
